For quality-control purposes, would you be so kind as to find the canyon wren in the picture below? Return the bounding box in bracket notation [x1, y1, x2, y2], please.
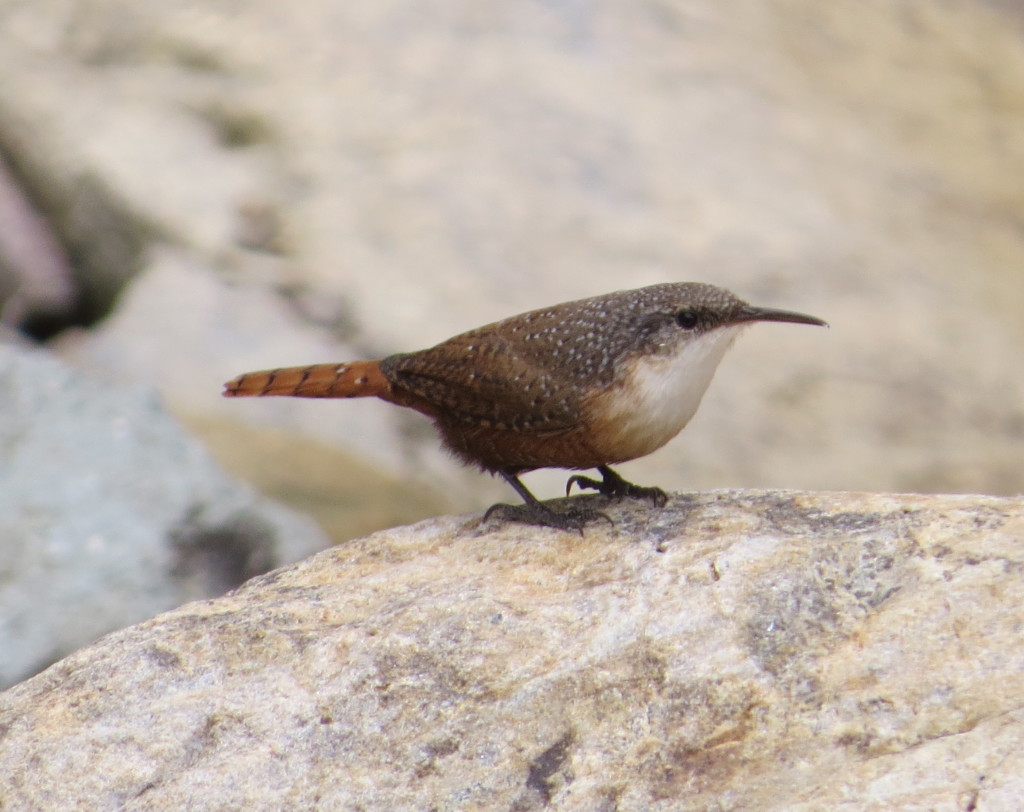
[223, 283, 826, 531]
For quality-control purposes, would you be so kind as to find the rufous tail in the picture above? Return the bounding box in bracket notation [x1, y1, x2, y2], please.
[223, 361, 389, 399]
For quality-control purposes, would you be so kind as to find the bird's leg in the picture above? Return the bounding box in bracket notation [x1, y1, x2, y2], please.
[485, 470, 612, 533]
[565, 465, 668, 507]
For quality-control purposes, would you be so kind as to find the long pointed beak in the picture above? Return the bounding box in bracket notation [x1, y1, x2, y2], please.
[732, 305, 828, 328]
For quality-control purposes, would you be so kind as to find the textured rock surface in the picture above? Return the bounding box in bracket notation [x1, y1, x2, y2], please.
[1, 0, 1022, 531]
[1, 490, 1022, 810]
[0, 344, 330, 688]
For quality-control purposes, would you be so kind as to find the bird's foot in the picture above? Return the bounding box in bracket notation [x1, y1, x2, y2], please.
[565, 465, 668, 507]
[483, 501, 612, 534]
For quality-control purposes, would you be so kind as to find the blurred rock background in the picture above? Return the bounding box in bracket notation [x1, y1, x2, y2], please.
[0, 345, 329, 687]
[1, 1, 1023, 681]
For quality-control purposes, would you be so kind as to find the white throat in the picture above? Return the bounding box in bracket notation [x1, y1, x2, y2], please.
[592, 325, 746, 463]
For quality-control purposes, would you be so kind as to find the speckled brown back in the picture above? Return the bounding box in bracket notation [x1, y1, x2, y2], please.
[380, 282, 747, 436]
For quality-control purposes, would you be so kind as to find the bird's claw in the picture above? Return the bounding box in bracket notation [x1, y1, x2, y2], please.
[483, 501, 612, 534]
[565, 467, 668, 507]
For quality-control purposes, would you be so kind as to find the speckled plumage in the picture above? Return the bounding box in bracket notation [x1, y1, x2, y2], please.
[381, 283, 749, 436]
[224, 283, 825, 529]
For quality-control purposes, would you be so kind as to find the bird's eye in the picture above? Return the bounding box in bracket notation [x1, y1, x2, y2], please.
[675, 310, 700, 330]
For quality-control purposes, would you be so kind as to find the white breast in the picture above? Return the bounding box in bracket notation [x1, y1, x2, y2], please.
[589, 325, 746, 463]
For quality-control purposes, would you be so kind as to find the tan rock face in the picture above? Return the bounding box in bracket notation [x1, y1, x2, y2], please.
[1, 491, 1021, 810]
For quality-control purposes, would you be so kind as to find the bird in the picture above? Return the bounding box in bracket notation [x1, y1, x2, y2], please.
[223, 282, 826, 530]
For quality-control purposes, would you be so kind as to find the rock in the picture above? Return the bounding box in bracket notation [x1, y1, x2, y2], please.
[0, 344, 330, 689]
[0, 152, 76, 332]
[53, 249, 459, 535]
[1, 490, 1021, 810]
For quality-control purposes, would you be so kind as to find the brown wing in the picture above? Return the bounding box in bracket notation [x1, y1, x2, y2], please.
[380, 329, 581, 434]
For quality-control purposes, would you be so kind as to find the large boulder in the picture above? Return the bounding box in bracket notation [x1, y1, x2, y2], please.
[1, 490, 1021, 809]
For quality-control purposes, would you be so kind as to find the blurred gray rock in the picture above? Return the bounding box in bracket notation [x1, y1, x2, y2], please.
[0, 490, 1021, 810]
[0, 344, 330, 688]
